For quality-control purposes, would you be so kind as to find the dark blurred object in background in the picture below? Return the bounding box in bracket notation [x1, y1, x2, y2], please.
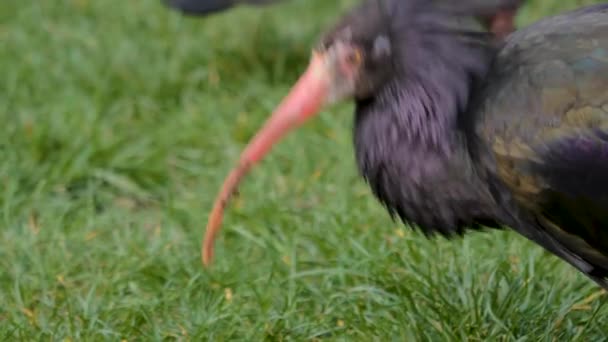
[163, 0, 523, 39]
[163, 0, 280, 16]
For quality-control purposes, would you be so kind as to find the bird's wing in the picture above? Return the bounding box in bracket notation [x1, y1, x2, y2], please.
[473, 4, 608, 286]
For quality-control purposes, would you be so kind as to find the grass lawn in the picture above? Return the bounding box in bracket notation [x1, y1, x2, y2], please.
[1, 0, 607, 339]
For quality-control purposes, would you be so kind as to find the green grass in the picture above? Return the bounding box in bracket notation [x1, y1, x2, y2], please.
[1, 0, 607, 340]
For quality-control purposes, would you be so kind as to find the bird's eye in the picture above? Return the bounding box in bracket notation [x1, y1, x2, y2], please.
[347, 49, 363, 66]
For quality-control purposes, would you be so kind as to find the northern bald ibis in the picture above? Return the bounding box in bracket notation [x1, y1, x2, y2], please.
[203, 0, 608, 289]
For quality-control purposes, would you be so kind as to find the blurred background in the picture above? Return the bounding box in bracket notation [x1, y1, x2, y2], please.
[0, 0, 606, 339]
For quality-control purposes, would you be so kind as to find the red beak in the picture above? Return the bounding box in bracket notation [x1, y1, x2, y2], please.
[202, 52, 331, 266]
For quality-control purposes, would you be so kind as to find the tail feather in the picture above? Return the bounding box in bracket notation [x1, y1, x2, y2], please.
[521, 216, 608, 291]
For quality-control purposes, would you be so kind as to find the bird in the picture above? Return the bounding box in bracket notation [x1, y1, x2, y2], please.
[163, 0, 524, 39]
[201, 0, 608, 290]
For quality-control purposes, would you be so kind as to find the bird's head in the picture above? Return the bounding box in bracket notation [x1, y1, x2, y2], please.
[311, 1, 398, 104]
[201, 0, 502, 266]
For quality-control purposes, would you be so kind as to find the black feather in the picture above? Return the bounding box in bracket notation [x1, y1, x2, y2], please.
[326, 0, 608, 289]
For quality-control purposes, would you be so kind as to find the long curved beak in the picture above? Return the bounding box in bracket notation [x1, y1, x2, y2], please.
[202, 52, 331, 266]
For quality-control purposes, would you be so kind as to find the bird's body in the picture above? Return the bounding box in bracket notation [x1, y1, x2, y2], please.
[351, 2, 608, 288]
[475, 4, 608, 285]
[202, 0, 608, 289]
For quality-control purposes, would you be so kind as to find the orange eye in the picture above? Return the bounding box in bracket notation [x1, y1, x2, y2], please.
[348, 49, 362, 66]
